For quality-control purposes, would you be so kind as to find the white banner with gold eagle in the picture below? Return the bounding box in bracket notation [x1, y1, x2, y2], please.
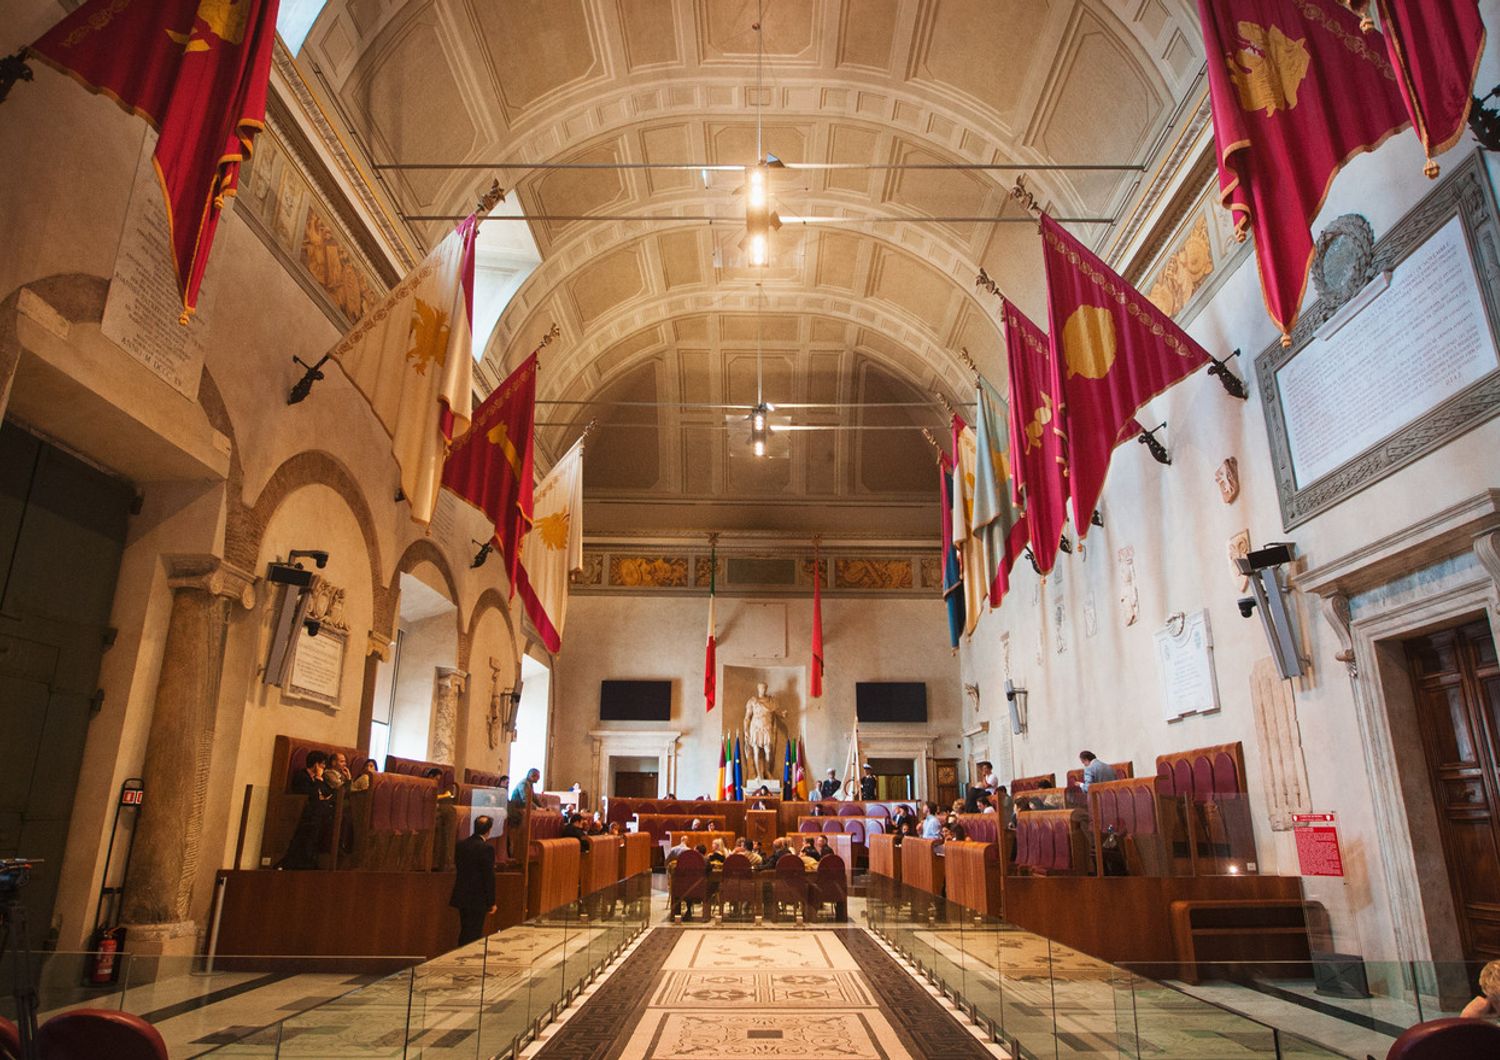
[328, 215, 478, 525]
[515, 437, 584, 652]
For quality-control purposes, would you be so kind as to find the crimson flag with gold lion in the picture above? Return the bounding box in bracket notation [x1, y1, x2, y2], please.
[515, 436, 584, 652]
[1039, 215, 1211, 539]
[30, 0, 281, 323]
[443, 354, 537, 596]
[1196, 0, 1409, 345]
[1002, 299, 1069, 577]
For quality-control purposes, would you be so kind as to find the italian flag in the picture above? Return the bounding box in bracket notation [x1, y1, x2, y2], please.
[704, 545, 717, 711]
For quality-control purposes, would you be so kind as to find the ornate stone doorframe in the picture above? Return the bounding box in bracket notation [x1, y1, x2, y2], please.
[1300, 489, 1500, 963]
[859, 732, 936, 802]
[589, 729, 682, 800]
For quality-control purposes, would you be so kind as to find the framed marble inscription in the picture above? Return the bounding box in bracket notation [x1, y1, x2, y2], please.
[285, 626, 347, 709]
[1257, 152, 1500, 529]
[1154, 610, 1221, 722]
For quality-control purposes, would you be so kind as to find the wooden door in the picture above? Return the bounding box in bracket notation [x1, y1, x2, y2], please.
[1405, 619, 1500, 962]
[613, 771, 659, 798]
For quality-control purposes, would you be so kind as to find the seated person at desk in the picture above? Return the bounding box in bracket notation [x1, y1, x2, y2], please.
[892, 804, 918, 833]
[349, 757, 378, 792]
[586, 812, 606, 835]
[893, 821, 913, 846]
[1077, 750, 1117, 792]
[561, 813, 592, 851]
[1462, 960, 1500, 1019]
[797, 842, 820, 870]
[324, 751, 352, 791]
[813, 835, 832, 860]
[732, 837, 762, 868]
[919, 802, 943, 840]
[707, 838, 728, 866]
[278, 751, 333, 870]
[425, 766, 456, 800]
[818, 769, 842, 800]
[689, 817, 703, 831]
[944, 814, 967, 841]
[672, 846, 709, 918]
[759, 838, 789, 870]
[799, 837, 822, 862]
[607, 821, 625, 837]
[666, 836, 691, 865]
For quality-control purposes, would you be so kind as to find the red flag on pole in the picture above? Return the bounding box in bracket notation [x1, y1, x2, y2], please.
[1039, 214, 1212, 537]
[811, 548, 824, 699]
[442, 355, 537, 594]
[1003, 299, 1069, 577]
[1373, 0, 1486, 178]
[30, 0, 280, 323]
[704, 545, 717, 712]
[1195, 0, 1409, 344]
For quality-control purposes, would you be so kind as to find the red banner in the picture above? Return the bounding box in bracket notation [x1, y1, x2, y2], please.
[1040, 215, 1211, 535]
[811, 553, 824, 699]
[1375, 0, 1486, 177]
[31, 0, 280, 322]
[442, 355, 537, 594]
[1196, 0, 1408, 343]
[1003, 299, 1068, 576]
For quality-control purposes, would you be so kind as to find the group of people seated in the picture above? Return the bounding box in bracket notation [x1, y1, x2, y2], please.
[277, 749, 381, 869]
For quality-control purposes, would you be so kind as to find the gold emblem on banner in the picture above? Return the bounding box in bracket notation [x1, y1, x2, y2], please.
[485, 421, 525, 478]
[537, 512, 570, 551]
[405, 299, 450, 376]
[1062, 306, 1118, 380]
[168, 0, 253, 51]
[1228, 22, 1310, 116]
[1022, 393, 1054, 454]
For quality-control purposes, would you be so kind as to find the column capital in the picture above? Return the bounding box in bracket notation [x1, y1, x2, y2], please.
[367, 631, 394, 660]
[437, 667, 468, 692]
[165, 554, 256, 609]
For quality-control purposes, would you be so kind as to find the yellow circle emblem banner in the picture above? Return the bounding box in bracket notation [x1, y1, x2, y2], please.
[1062, 304, 1117, 380]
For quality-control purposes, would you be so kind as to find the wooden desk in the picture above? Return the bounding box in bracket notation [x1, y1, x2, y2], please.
[666, 831, 737, 852]
[868, 833, 899, 880]
[899, 837, 944, 897]
[944, 840, 1001, 916]
[745, 808, 780, 848]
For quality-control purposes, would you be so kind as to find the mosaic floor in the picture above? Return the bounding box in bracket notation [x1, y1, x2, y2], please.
[532, 927, 1005, 1060]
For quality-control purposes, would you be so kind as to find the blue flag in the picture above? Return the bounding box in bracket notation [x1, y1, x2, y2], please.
[782, 739, 793, 791]
[732, 736, 744, 800]
[941, 467, 965, 649]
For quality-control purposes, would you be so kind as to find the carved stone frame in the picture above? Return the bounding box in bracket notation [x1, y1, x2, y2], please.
[1256, 152, 1500, 530]
[1299, 490, 1500, 963]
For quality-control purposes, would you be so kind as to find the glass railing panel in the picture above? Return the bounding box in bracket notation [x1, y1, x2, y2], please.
[1046, 939, 1126, 1059]
[474, 923, 539, 1060]
[993, 921, 1059, 1059]
[266, 964, 418, 1058]
[0, 950, 124, 1023]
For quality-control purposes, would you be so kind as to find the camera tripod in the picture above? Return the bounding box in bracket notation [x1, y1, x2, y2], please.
[0, 861, 40, 1060]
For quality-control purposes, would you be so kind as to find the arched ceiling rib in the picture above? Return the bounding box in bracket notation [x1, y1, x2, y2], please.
[298, 0, 1207, 536]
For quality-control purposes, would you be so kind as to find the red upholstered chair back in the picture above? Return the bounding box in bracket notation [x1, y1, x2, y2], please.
[720, 852, 756, 904]
[844, 820, 866, 845]
[799, 819, 820, 833]
[283, 739, 366, 790]
[671, 850, 708, 902]
[385, 754, 456, 791]
[1090, 777, 1160, 837]
[36, 1010, 168, 1060]
[865, 818, 885, 835]
[371, 777, 396, 832]
[606, 798, 636, 826]
[0, 1015, 18, 1060]
[836, 803, 863, 817]
[816, 854, 848, 901]
[1155, 743, 1247, 802]
[529, 812, 566, 841]
[956, 814, 999, 845]
[821, 818, 843, 834]
[1385, 1017, 1500, 1059]
[464, 768, 505, 787]
[1011, 773, 1056, 794]
[866, 803, 890, 819]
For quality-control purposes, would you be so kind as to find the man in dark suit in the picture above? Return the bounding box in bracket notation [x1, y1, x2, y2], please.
[450, 815, 497, 947]
[278, 751, 333, 869]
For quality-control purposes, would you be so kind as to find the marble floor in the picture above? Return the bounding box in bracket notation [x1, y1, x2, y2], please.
[530, 926, 1007, 1060]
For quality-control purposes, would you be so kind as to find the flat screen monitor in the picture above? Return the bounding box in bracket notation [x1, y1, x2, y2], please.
[855, 681, 927, 723]
[599, 679, 672, 721]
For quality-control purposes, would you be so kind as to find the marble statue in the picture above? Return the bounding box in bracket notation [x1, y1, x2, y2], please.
[742, 682, 786, 779]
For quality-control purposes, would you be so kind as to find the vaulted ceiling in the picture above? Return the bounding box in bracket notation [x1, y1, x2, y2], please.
[297, 0, 1206, 536]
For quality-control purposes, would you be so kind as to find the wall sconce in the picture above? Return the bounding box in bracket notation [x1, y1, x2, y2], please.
[499, 679, 524, 739]
[1005, 679, 1028, 735]
[471, 540, 494, 569]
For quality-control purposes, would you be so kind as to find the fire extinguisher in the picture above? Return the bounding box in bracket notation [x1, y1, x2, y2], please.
[88, 926, 124, 985]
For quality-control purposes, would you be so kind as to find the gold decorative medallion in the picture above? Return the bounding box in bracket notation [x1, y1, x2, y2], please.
[405, 299, 450, 375]
[1062, 305, 1118, 380]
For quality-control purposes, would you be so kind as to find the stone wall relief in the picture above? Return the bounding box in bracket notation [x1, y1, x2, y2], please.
[1229, 530, 1252, 591]
[1250, 657, 1313, 830]
[1117, 546, 1139, 627]
[431, 667, 467, 766]
[1215, 457, 1240, 504]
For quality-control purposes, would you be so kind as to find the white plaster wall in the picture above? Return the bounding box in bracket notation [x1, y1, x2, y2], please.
[389, 611, 459, 760]
[464, 606, 520, 781]
[960, 124, 1500, 962]
[552, 594, 962, 800]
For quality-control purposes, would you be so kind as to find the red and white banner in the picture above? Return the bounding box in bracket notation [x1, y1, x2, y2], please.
[515, 438, 584, 653]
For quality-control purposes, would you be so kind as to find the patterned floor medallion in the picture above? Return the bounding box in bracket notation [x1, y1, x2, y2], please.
[630, 1010, 898, 1059]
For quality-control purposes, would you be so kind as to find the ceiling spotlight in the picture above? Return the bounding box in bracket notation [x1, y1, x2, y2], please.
[748, 401, 772, 458]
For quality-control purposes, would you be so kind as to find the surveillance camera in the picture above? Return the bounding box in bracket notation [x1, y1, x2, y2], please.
[266, 562, 314, 588]
[1237, 596, 1257, 619]
[304, 618, 322, 638]
[289, 549, 329, 569]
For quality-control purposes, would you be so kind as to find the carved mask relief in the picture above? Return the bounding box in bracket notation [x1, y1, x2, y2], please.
[1215, 457, 1240, 504]
[1229, 529, 1252, 591]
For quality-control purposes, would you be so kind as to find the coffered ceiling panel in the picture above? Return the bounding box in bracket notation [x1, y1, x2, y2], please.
[297, 0, 1210, 538]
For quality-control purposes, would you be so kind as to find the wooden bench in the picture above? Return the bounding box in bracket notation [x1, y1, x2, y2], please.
[868, 832, 900, 880]
[781, 833, 854, 886]
[579, 835, 623, 898]
[635, 814, 728, 843]
[1010, 773, 1056, 795]
[900, 837, 945, 897]
[1088, 775, 1170, 877]
[1156, 742, 1257, 874]
[1170, 899, 1317, 983]
[259, 735, 373, 870]
[944, 841, 1001, 916]
[1015, 809, 1090, 875]
[528, 837, 583, 918]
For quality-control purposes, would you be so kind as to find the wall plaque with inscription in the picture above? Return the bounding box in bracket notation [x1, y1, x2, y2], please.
[100, 140, 210, 400]
[1257, 152, 1500, 528]
[285, 627, 347, 709]
[1153, 610, 1221, 723]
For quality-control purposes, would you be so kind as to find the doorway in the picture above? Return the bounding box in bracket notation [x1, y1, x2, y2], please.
[1404, 617, 1500, 963]
[868, 757, 915, 801]
[0, 423, 133, 936]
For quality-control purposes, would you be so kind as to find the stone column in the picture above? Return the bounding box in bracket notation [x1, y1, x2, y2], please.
[123, 555, 254, 954]
[431, 667, 467, 765]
